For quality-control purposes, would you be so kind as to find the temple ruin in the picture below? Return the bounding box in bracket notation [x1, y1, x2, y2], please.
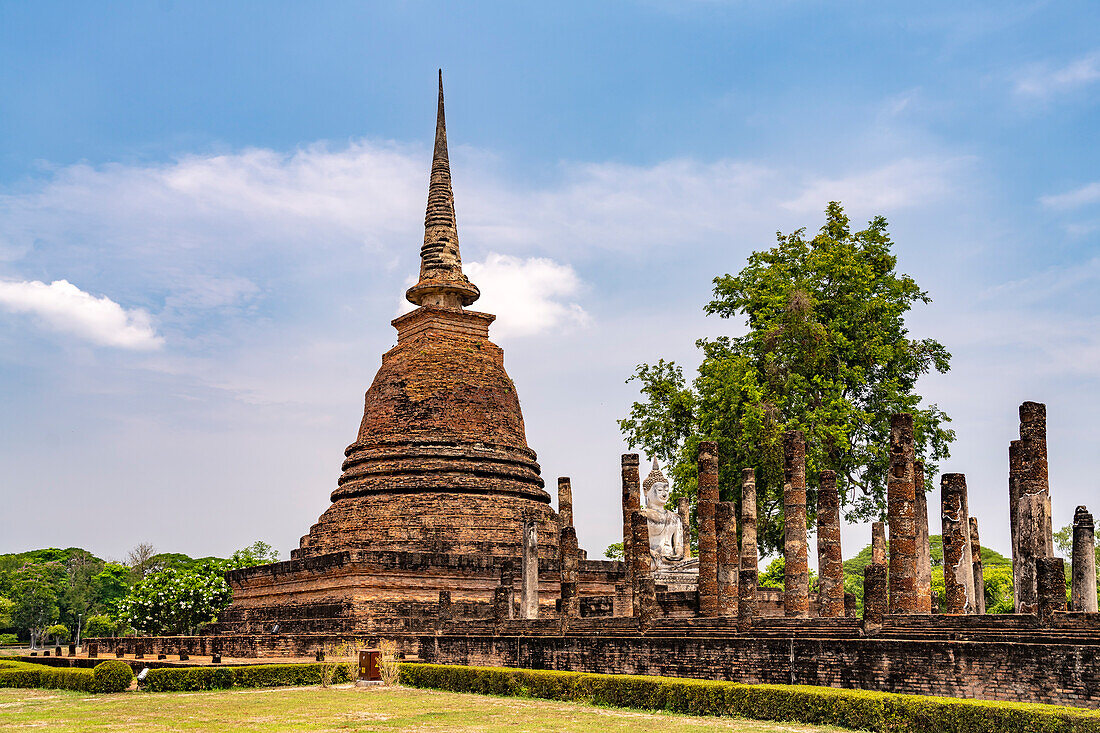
[88, 74, 1100, 709]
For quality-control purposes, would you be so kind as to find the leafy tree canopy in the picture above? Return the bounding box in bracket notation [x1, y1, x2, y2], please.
[620, 203, 954, 555]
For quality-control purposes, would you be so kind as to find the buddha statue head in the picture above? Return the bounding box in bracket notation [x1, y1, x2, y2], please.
[643, 458, 672, 512]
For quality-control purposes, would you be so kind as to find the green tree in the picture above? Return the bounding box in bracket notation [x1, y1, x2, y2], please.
[45, 623, 70, 645]
[11, 563, 61, 648]
[0, 596, 13, 628]
[118, 567, 231, 635]
[227, 541, 279, 570]
[91, 562, 132, 615]
[83, 614, 117, 638]
[58, 550, 104, 633]
[620, 203, 954, 554]
[603, 542, 624, 561]
[757, 556, 817, 591]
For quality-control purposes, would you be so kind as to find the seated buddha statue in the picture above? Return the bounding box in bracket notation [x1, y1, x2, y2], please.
[639, 458, 686, 570]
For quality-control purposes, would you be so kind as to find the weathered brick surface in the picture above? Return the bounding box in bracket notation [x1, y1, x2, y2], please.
[871, 521, 887, 565]
[1037, 557, 1066, 622]
[697, 442, 719, 617]
[863, 563, 888, 628]
[621, 454, 640, 597]
[782, 431, 809, 618]
[914, 461, 933, 614]
[557, 477, 573, 529]
[738, 468, 757, 632]
[816, 470, 843, 618]
[969, 517, 986, 615]
[630, 511, 657, 628]
[715, 501, 739, 617]
[941, 473, 976, 614]
[559, 527, 580, 619]
[418, 612, 1100, 708]
[1012, 401, 1054, 615]
[887, 413, 917, 614]
[1072, 506, 1098, 612]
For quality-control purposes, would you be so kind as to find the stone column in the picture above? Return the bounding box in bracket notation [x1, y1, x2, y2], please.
[559, 526, 581, 618]
[887, 413, 917, 615]
[492, 585, 512, 622]
[941, 473, 976, 614]
[1037, 557, 1066, 623]
[783, 430, 809, 618]
[435, 590, 452, 632]
[557, 477, 573, 529]
[622, 454, 641, 591]
[914, 461, 933, 614]
[738, 468, 758, 632]
[697, 441, 720, 617]
[863, 563, 888, 630]
[871, 521, 887, 565]
[678, 498, 692, 559]
[969, 517, 986, 615]
[816, 470, 844, 618]
[1012, 402, 1054, 615]
[520, 519, 539, 619]
[716, 501, 739, 617]
[1071, 507, 1098, 612]
[844, 593, 857, 618]
[631, 511, 658, 628]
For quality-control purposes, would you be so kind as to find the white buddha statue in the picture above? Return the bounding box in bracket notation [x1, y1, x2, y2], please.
[640, 458, 685, 570]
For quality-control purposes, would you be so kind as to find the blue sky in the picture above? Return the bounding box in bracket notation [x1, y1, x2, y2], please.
[1, 1, 1098, 564]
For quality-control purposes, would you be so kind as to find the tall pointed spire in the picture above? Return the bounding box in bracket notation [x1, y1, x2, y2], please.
[406, 70, 480, 309]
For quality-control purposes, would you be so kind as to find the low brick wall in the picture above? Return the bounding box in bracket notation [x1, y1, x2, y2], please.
[417, 616, 1100, 709]
[86, 633, 420, 659]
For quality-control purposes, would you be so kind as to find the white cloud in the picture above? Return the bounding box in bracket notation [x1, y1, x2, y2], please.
[781, 158, 964, 214]
[1040, 181, 1100, 210]
[465, 254, 590, 338]
[1015, 51, 1100, 99]
[0, 279, 163, 349]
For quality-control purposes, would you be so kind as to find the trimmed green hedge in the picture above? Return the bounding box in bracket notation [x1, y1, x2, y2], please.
[399, 663, 1100, 733]
[92, 660, 134, 693]
[0, 660, 94, 693]
[143, 663, 350, 692]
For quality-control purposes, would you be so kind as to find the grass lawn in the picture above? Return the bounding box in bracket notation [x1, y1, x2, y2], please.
[0, 684, 852, 732]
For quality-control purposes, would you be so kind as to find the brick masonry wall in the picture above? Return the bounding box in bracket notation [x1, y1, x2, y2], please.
[418, 621, 1100, 708]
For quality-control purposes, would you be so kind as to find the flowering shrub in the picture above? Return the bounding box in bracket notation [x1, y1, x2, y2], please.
[117, 568, 231, 635]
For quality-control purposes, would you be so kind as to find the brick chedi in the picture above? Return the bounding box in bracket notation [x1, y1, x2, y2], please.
[212, 73, 614, 644]
[297, 72, 557, 562]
